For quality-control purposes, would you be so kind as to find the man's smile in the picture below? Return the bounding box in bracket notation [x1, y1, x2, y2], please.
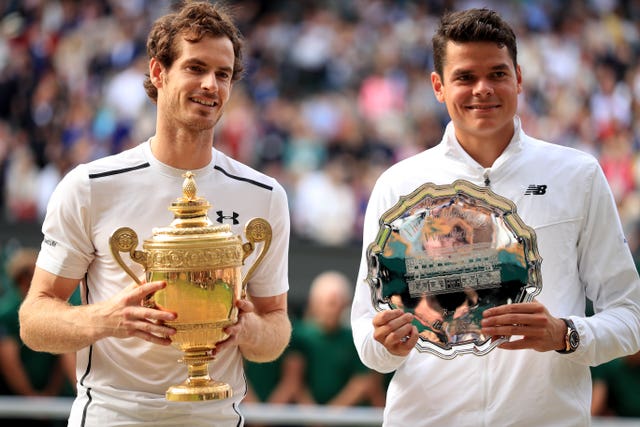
[191, 96, 217, 107]
[466, 103, 500, 110]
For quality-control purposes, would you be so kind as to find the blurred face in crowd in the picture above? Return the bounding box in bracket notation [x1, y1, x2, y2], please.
[431, 41, 522, 148]
[151, 34, 234, 133]
[308, 273, 350, 332]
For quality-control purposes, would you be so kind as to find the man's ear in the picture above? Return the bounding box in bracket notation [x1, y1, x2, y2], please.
[431, 71, 445, 103]
[149, 57, 164, 88]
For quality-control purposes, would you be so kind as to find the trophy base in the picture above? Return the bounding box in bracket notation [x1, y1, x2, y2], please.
[165, 379, 232, 402]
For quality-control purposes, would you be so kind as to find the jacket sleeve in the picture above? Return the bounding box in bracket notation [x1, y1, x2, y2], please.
[572, 163, 640, 366]
[350, 176, 408, 373]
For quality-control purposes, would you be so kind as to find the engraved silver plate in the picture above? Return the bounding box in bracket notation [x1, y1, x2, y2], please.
[366, 180, 542, 359]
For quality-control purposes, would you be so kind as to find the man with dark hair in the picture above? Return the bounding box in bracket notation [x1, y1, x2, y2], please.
[351, 8, 640, 426]
[19, 2, 291, 426]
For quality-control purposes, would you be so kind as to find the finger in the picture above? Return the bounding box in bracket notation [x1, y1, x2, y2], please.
[481, 311, 545, 328]
[215, 329, 237, 351]
[375, 317, 413, 345]
[126, 281, 166, 304]
[373, 312, 414, 345]
[223, 321, 241, 336]
[236, 299, 255, 313]
[222, 315, 244, 340]
[373, 309, 409, 327]
[483, 302, 543, 317]
[132, 329, 174, 346]
[116, 311, 176, 342]
[405, 327, 419, 346]
[497, 336, 531, 350]
[482, 323, 546, 339]
[385, 325, 418, 356]
[386, 323, 417, 346]
[140, 306, 177, 322]
[130, 310, 177, 333]
[482, 324, 520, 337]
[373, 310, 414, 329]
[137, 282, 169, 309]
[118, 303, 176, 325]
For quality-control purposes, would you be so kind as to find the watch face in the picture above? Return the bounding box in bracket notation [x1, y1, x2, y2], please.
[569, 330, 580, 350]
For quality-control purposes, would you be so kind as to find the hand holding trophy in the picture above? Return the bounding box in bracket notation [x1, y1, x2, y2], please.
[109, 172, 271, 401]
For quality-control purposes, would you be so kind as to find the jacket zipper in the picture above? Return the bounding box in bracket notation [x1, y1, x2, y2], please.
[483, 169, 491, 187]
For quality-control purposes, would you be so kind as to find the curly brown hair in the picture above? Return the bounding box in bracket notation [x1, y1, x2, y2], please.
[143, 1, 245, 102]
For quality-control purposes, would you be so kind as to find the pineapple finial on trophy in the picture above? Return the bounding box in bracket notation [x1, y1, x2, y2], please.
[182, 171, 197, 201]
[168, 172, 213, 228]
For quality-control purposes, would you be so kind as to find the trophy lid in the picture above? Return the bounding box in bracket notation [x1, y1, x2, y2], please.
[151, 172, 232, 239]
[169, 171, 213, 228]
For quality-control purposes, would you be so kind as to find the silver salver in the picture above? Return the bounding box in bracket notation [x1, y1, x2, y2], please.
[366, 179, 542, 359]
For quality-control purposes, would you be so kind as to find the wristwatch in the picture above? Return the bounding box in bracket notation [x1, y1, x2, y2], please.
[556, 318, 580, 354]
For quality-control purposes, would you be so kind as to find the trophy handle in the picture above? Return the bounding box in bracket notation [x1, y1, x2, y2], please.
[241, 218, 272, 294]
[109, 227, 148, 286]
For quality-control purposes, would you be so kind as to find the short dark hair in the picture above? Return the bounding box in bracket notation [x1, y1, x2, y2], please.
[143, 1, 245, 102]
[432, 8, 517, 77]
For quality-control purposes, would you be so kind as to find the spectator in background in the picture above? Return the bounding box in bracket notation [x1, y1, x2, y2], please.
[35, 141, 72, 222]
[246, 271, 386, 414]
[599, 125, 636, 208]
[3, 135, 39, 222]
[589, 61, 632, 141]
[244, 270, 386, 427]
[246, 270, 386, 425]
[0, 248, 76, 426]
[292, 154, 358, 246]
[294, 271, 385, 407]
[592, 351, 640, 418]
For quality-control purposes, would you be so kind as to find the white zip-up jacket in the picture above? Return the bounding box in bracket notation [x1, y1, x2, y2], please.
[351, 117, 640, 426]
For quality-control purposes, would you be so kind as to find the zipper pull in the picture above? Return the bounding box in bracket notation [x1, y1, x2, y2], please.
[483, 169, 491, 187]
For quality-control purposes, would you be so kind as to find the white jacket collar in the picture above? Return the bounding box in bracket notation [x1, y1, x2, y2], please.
[442, 116, 525, 169]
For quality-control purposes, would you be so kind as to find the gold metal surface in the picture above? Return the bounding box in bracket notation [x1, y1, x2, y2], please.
[109, 171, 272, 401]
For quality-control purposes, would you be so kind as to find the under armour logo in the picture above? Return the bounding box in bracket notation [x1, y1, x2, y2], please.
[524, 185, 547, 195]
[216, 210, 239, 225]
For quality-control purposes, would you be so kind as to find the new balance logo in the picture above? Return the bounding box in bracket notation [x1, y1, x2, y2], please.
[524, 185, 547, 195]
[216, 210, 240, 225]
[44, 238, 57, 247]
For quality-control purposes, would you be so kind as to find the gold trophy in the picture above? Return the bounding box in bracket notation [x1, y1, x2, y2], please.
[109, 172, 271, 401]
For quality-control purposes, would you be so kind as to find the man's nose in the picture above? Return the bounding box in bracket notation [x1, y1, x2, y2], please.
[473, 79, 494, 96]
[202, 73, 218, 92]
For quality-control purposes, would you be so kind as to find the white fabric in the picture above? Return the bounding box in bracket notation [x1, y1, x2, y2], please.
[37, 140, 290, 426]
[351, 117, 640, 427]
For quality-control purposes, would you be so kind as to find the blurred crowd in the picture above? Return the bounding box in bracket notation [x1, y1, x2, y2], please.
[1, 0, 640, 249]
[2, 0, 640, 423]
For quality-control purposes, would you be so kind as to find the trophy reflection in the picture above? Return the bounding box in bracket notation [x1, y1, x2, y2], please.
[109, 172, 272, 401]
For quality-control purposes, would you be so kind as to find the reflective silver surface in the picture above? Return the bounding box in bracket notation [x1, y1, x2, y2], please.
[366, 179, 542, 358]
